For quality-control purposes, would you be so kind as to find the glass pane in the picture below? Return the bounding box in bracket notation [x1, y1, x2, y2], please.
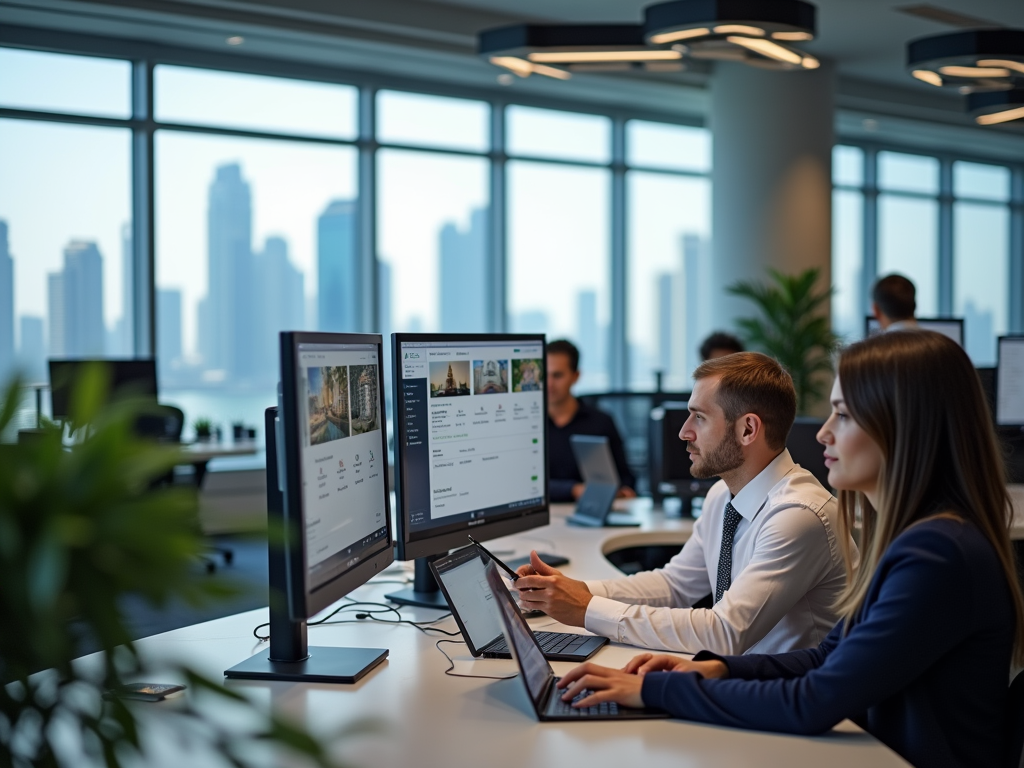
[626, 121, 710, 173]
[954, 203, 1009, 365]
[155, 65, 357, 139]
[155, 131, 357, 450]
[0, 47, 130, 119]
[626, 172, 711, 390]
[508, 161, 610, 391]
[832, 190, 863, 342]
[0, 119, 132, 388]
[377, 91, 488, 152]
[507, 106, 610, 163]
[878, 151, 939, 195]
[833, 145, 863, 187]
[954, 161, 1010, 202]
[878, 194, 938, 316]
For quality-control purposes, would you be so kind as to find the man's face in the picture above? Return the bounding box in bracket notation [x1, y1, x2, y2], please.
[679, 376, 745, 479]
[546, 353, 579, 407]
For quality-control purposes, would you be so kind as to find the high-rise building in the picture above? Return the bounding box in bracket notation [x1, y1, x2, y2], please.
[61, 240, 105, 357]
[0, 220, 13, 383]
[47, 272, 65, 357]
[17, 316, 45, 381]
[256, 236, 304, 380]
[655, 273, 673, 375]
[203, 163, 254, 379]
[317, 199, 358, 333]
[111, 223, 133, 356]
[439, 208, 487, 333]
[576, 289, 602, 376]
[157, 288, 183, 375]
[682, 233, 707, 375]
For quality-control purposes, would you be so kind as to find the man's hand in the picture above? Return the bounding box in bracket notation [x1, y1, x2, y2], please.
[513, 551, 593, 627]
[571, 483, 586, 500]
[556, 662, 645, 709]
[621, 653, 729, 679]
[616, 486, 637, 499]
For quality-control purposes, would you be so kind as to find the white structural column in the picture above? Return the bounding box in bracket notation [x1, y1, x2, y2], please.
[709, 61, 836, 331]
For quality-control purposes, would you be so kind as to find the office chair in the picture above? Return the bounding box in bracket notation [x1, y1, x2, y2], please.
[1005, 670, 1024, 768]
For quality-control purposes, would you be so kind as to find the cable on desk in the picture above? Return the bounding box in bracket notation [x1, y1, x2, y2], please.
[435, 640, 518, 680]
[252, 598, 459, 642]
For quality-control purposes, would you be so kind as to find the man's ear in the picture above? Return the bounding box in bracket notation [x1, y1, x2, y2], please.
[735, 413, 763, 447]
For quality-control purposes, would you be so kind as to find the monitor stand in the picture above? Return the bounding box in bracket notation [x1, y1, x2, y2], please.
[385, 555, 449, 609]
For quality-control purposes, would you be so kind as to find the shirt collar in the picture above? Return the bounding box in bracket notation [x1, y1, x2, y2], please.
[728, 449, 796, 521]
[887, 319, 918, 331]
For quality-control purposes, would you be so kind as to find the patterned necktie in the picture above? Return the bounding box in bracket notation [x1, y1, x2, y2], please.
[715, 502, 743, 604]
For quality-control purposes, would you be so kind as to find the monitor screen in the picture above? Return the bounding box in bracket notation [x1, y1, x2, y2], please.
[293, 340, 390, 595]
[864, 316, 963, 346]
[49, 358, 158, 420]
[997, 337, 1024, 427]
[393, 334, 547, 559]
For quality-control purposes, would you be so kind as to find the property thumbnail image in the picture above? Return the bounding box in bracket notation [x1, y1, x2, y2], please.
[429, 360, 471, 398]
[512, 359, 544, 392]
[349, 364, 380, 435]
[473, 359, 508, 395]
[307, 366, 350, 446]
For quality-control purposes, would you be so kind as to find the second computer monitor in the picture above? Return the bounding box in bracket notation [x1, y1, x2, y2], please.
[864, 316, 964, 346]
[389, 334, 548, 607]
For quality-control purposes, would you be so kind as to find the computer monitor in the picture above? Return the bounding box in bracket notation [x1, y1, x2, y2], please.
[225, 332, 394, 684]
[49, 358, 158, 421]
[387, 333, 549, 608]
[786, 417, 830, 490]
[997, 336, 1024, 428]
[864, 316, 964, 346]
[648, 401, 717, 516]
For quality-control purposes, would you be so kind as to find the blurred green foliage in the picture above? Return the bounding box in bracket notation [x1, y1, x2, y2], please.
[0, 366, 364, 768]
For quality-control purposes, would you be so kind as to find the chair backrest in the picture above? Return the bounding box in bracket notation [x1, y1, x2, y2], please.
[1006, 671, 1024, 768]
[133, 404, 185, 444]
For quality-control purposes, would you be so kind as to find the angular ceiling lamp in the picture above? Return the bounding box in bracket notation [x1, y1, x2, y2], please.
[478, 25, 683, 81]
[907, 29, 1024, 90]
[906, 29, 1024, 125]
[642, 0, 820, 70]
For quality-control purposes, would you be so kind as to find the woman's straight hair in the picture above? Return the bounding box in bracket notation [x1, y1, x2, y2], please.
[834, 330, 1024, 664]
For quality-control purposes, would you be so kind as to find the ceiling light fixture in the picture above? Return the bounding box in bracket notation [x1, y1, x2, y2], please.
[527, 49, 682, 63]
[488, 56, 572, 80]
[968, 87, 1024, 125]
[643, 0, 819, 71]
[226, 36, 244, 46]
[906, 29, 1024, 94]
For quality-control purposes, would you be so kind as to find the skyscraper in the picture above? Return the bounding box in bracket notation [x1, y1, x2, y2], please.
[61, 240, 105, 356]
[655, 273, 673, 375]
[47, 272, 65, 357]
[17, 316, 44, 381]
[576, 289, 601, 376]
[256, 236, 304, 380]
[111, 223, 133, 356]
[157, 288, 183, 375]
[439, 208, 487, 333]
[203, 163, 254, 379]
[318, 199, 358, 333]
[682, 234, 706, 374]
[0, 220, 13, 383]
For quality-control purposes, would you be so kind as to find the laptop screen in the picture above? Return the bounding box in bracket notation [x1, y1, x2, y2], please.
[433, 546, 506, 654]
[484, 559, 552, 704]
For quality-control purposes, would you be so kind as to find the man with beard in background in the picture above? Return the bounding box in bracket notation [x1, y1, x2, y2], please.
[515, 353, 856, 656]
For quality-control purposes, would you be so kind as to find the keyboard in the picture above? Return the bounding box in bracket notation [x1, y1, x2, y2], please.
[548, 688, 620, 717]
[489, 631, 590, 656]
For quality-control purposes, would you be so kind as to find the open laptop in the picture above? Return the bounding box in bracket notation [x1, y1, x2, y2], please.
[483, 558, 666, 721]
[430, 545, 607, 662]
[568, 435, 640, 527]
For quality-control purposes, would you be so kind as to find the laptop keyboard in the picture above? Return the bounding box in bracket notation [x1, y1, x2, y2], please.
[548, 688, 620, 717]
[490, 632, 589, 656]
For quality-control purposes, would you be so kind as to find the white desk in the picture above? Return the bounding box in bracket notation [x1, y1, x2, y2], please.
[97, 501, 909, 768]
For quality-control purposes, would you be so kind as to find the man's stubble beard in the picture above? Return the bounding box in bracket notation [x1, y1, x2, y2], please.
[689, 425, 744, 479]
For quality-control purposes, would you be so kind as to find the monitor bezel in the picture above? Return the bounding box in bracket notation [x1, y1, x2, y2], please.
[996, 335, 1024, 428]
[392, 332, 550, 561]
[863, 316, 964, 346]
[279, 331, 395, 620]
[48, 357, 158, 421]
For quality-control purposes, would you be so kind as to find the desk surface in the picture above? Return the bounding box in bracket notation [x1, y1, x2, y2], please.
[180, 439, 260, 463]
[100, 501, 912, 768]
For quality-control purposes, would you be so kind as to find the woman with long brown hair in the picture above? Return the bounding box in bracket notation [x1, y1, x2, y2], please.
[556, 330, 1024, 768]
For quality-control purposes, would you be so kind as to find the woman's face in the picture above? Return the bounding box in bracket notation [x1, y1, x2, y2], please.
[817, 376, 884, 502]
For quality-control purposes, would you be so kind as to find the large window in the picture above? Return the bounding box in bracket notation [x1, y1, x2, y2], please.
[832, 144, 1022, 364]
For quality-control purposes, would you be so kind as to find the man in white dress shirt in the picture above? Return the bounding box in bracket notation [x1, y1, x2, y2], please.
[872, 273, 918, 331]
[515, 352, 857, 655]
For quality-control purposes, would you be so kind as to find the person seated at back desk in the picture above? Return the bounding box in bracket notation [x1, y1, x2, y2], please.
[547, 339, 636, 503]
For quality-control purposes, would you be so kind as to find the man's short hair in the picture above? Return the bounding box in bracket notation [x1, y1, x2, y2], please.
[872, 274, 916, 321]
[547, 339, 580, 372]
[699, 332, 745, 361]
[693, 352, 796, 451]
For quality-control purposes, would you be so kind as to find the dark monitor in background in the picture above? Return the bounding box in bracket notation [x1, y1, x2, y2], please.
[49, 358, 158, 420]
[864, 316, 964, 346]
[786, 417, 830, 490]
[997, 337, 1024, 428]
[648, 401, 717, 516]
[388, 333, 549, 608]
[225, 332, 393, 684]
